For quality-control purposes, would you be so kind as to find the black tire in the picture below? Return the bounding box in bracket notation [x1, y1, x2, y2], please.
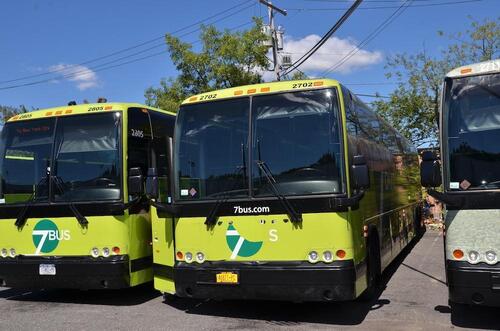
[360, 230, 381, 301]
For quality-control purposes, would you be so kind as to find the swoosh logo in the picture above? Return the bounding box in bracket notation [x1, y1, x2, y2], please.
[225, 224, 263, 259]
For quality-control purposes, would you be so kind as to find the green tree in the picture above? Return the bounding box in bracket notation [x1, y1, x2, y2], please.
[0, 105, 28, 127]
[145, 19, 269, 111]
[374, 17, 499, 147]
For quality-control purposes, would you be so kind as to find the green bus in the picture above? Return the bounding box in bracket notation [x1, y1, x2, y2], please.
[421, 59, 500, 306]
[150, 79, 423, 301]
[0, 102, 175, 289]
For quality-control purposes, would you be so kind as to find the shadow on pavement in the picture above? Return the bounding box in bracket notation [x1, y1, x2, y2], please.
[435, 303, 500, 330]
[0, 282, 160, 306]
[164, 233, 423, 326]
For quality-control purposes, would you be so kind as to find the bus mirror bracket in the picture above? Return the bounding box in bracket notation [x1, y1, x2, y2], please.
[146, 167, 159, 200]
[352, 155, 369, 190]
[420, 151, 441, 188]
[128, 167, 144, 197]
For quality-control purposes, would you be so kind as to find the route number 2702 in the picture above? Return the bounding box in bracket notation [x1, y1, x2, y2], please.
[292, 82, 313, 89]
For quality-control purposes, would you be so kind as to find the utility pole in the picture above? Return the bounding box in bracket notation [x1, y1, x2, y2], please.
[259, 0, 287, 81]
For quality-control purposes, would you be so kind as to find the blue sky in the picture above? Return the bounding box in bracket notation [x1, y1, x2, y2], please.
[0, 0, 496, 110]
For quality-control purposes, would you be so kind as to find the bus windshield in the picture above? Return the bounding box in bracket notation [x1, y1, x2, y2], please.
[175, 88, 343, 200]
[445, 72, 500, 190]
[0, 112, 122, 205]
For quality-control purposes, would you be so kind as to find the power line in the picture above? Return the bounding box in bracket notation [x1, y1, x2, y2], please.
[0, 0, 255, 85]
[355, 93, 390, 98]
[289, 0, 482, 11]
[282, 0, 363, 77]
[321, 0, 413, 76]
[0, 21, 254, 91]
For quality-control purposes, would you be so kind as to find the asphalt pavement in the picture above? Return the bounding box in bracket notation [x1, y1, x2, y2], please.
[1, 230, 499, 331]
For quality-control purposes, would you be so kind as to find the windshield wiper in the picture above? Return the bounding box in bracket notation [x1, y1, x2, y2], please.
[14, 176, 49, 229]
[255, 160, 302, 224]
[52, 176, 89, 227]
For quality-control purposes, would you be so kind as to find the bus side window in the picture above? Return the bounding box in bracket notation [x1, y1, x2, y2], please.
[149, 111, 175, 203]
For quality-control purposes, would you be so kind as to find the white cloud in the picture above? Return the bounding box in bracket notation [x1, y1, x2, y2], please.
[48, 63, 99, 90]
[282, 34, 383, 74]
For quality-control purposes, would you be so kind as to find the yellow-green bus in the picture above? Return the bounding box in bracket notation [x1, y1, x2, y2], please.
[0, 102, 175, 289]
[150, 79, 423, 301]
[421, 58, 500, 306]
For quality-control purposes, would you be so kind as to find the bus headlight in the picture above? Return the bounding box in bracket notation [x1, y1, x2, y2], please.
[485, 251, 497, 264]
[102, 247, 110, 257]
[196, 252, 205, 263]
[467, 250, 480, 264]
[322, 250, 333, 263]
[9, 248, 16, 258]
[185, 252, 193, 263]
[308, 251, 319, 263]
[91, 247, 100, 258]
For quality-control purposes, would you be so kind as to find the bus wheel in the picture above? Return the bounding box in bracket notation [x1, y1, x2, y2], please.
[360, 230, 381, 301]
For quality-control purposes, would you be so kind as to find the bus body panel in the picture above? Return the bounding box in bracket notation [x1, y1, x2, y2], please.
[152, 206, 176, 294]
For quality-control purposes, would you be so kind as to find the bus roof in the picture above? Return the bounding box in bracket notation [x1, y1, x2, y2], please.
[7, 102, 175, 123]
[446, 58, 500, 78]
[181, 79, 340, 105]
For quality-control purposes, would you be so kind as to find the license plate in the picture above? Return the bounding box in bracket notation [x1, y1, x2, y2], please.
[39, 264, 56, 276]
[216, 272, 238, 284]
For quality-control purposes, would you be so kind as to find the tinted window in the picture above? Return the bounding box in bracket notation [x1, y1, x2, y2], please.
[175, 98, 250, 200]
[251, 89, 343, 196]
[128, 107, 152, 176]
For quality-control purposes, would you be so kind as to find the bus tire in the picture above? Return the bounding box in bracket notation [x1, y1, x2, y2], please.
[360, 229, 381, 301]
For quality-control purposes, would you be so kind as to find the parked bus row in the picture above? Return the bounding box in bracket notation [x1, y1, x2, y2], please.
[0, 58, 498, 307]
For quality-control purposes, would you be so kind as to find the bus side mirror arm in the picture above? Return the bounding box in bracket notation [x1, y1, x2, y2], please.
[352, 155, 370, 190]
[128, 167, 144, 197]
[420, 151, 442, 188]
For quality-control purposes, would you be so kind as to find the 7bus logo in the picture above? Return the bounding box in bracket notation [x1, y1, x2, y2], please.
[32, 219, 71, 255]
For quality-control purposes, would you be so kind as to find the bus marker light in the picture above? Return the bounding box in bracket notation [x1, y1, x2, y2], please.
[234, 90, 243, 96]
[313, 81, 324, 86]
[247, 89, 256, 94]
[112, 246, 120, 254]
[336, 249, 346, 259]
[9, 248, 16, 258]
[185, 252, 193, 263]
[485, 251, 497, 264]
[452, 249, 464, 259]
[363, 225, 368, 238]
[55, 111, 63, 115]
[308, 251, 319, 263]
[91, 247, 100, 258]
[65, 109, 72, 114]
[102, 247, 110, 257]
[323, 251, 333, 262]
[45, 112, 53, 116]
[196, 252, 205, 263]
[460, 68, 472, 74]
[467, 250, 480, 264]
[260, 87, 270, 92]
[176, 251, 184, 260]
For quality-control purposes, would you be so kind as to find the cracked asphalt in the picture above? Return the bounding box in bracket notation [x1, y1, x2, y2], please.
[1, 230, 499, 331]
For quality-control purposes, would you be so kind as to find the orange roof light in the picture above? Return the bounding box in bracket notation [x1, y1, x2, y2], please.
[247, 88, 257, 94]
[234, 90, 243, 96]
[65, 109, 72, 114]
[460, 68, 472, 74]
[189, 96, 198, 102]
[453, 249, 464, 259]
[260, 87, 270, 92]
[45, 112, 53, 116]
[55, 111, 63, 115]
[104, 106, 113, 110]
[313, 81, 324, 87]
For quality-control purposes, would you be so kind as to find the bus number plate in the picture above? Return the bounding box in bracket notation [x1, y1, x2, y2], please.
[216, 272, 238, 284]
[39, 264, 56, 276]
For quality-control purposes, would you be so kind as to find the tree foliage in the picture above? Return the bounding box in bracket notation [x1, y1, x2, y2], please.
[0, 105, 29, 127]
[374, 17, 499, 147]
[145, 18, 269, 111]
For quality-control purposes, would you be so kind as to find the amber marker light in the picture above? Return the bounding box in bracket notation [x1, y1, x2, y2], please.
[112, 246, 120, 254]
[336, 249, 346, 259]
[453, 249, 464, 259]
[176, 251, 184, 260]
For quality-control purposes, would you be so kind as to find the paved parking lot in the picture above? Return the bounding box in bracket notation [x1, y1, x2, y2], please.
[1, 230, 499, 331]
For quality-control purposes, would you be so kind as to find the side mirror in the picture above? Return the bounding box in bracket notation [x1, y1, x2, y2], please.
[146, 167, 159, 199]
[352, 155, 370, 190]
[128, 167, 144, 196]
[420, 151, 442, 187]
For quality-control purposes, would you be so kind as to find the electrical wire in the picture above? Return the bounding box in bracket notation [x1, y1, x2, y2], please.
[281, 0, 363, 77]
[289, 0, 482, 11]
[321, 0, 413, 76]
[0, 0, 255, 85]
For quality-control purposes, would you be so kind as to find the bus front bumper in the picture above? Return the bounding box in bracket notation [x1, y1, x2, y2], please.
[0, 255, 130, 289]
[447, 260, 500, 307]
[174, 260, 358, 302]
